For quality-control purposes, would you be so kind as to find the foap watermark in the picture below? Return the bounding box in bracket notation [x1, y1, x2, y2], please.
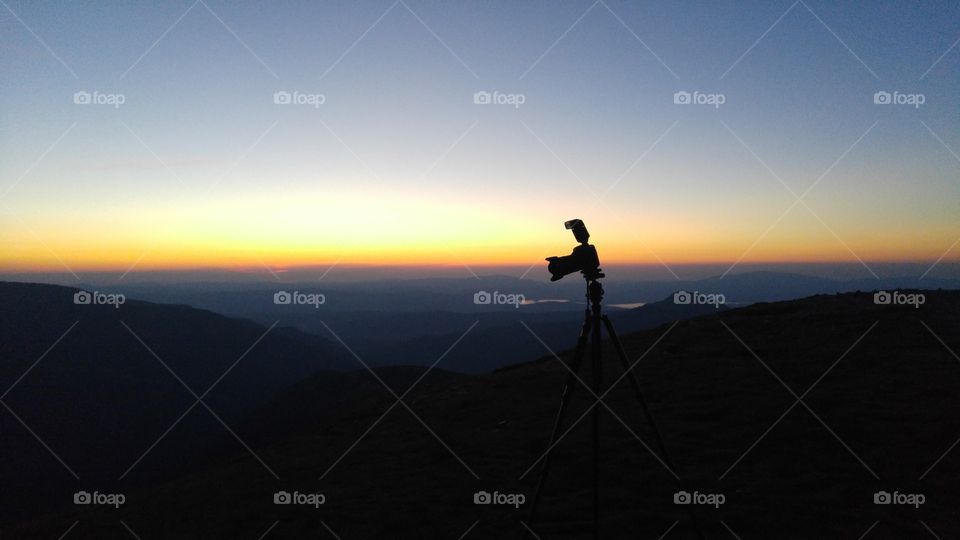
[674, 490, 725, 508]
[74, 490, 125, 508]
[273, 490, 325, 508]
[874, 290, 924, 309]
[274, 290, 326, 308]
[473, 90, 525, 109]
[73, 91, 126, 108]
[473, 490, 525, 509]
[873, 91, 924, 108]
[673, 90, 725, 108]
[474, 290, 525, 309]
[74, 290, 125, 309]
[874, 490, 925, 508]
[273, 90, 326, 108]
[673, 290, 725, 309]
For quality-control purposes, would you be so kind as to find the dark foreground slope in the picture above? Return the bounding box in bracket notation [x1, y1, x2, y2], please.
[8, 290, 960, 539]
[0, 282, 351, 522]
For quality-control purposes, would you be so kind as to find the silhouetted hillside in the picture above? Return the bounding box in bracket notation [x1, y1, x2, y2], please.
[9, 290, 959, 538]
[0, 282, 352, 522]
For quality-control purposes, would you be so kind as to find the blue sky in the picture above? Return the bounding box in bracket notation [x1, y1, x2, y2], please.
[0, 1, 958, 277]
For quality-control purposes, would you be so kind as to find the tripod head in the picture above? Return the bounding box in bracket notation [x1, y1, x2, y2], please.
[586, 277, 604, 314]
[581, 265, 605, 282]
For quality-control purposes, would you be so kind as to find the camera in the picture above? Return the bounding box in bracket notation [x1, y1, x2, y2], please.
[545, 219, 602, 281]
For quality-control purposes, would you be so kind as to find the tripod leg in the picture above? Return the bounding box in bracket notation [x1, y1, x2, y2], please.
[601, 315, 707, 540]
[591, 312, 602, 540]
[524, 315, 591, 538]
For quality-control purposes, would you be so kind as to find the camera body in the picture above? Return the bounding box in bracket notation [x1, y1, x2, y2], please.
[546, 244, 600, 281]
[546, 219, 603, 281]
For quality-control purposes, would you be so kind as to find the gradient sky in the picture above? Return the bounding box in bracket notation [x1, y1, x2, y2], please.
[1, 1, 958, 278]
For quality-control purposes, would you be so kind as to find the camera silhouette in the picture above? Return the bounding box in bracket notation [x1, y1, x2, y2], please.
[873, 291, 891, 305]
[873, 491, 891, 504]
[673, 291, 691, 305]
[74, 490, 91, 504]
[74, 291, 92, 304]
[73, 91, 91, 105]
[273, 490, 291, 504]
[273, 91, 291, 105]
[474, 291, 492, 305]
[473, 490, 491, 504]
[473, 91, 491, 105]
[673, 91, 691, 105]
[274, 291, 292, 305]
[673, 490, 691, 504]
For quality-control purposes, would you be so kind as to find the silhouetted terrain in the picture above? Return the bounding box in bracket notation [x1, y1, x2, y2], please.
[54, 271, 959, 374]
[6, 287, 959, 538]
[0, 280, 720, 525]
[0, 282, 351, 522]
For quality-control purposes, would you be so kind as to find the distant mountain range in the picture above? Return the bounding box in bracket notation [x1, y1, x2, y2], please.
[45, 270, 960, 374]
[56, 270, 960, 315]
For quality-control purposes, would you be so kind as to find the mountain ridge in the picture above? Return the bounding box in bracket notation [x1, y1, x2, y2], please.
[8, 288, 959, 538]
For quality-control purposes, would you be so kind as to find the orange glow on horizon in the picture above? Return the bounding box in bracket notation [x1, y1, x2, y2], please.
[2, 236, 956, 274]
[2, 186, 957, 274]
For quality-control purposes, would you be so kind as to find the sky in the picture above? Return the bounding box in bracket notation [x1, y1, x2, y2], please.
[1, 0, 958, 281]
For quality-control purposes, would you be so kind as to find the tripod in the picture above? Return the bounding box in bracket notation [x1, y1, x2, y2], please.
[523, 272, 705, 540]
